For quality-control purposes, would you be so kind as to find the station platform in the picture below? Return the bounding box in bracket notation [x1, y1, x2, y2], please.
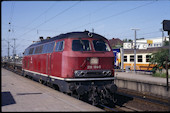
[115, 71, 170, 97]
[1, 68, 103, 112]
[115, 71, 169, 84]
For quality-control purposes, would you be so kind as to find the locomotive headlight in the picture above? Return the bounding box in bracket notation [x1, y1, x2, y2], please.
[74, 71, 81, 77]
[74, 70, 87, 77]
[103, 71, 107, 76]
[107, 71, 112, 76]
[103, 70, 112, 76]
[90, 57, 99, 65]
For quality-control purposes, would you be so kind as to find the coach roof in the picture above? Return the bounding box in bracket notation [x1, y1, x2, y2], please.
[29, 31, 107, 47]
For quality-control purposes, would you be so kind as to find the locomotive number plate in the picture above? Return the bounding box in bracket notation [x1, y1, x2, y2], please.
[90, 57, 99, 65]
[87, 65, 101, 69]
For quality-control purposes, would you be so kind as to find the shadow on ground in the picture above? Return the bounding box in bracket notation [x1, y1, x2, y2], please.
[1, 91, 16, 106]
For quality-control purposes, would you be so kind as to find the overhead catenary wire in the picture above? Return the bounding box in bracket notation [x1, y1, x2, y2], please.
[3, 2, 15, 57]
[50, 1, 116, 32]
[24, 2, 116, 35]
[120, 30, 162, 39]
[2, 1, 165, 57]
[27, 1, 156, 37]
[19, 2, 58, 30]
[16, 1, 80, 41]
[70, 1, 156, 31]
[7, 2, 15, 40]
[14, 1, 80, 55]
[19, 1, 155, 52]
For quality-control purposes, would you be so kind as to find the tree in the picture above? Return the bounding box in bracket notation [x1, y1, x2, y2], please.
[163, 40, 169, 46]
[123, 38, 132, 42]
[149, 48, 169, 73]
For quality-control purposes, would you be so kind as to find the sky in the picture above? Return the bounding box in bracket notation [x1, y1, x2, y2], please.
[1, 0, 170, 57]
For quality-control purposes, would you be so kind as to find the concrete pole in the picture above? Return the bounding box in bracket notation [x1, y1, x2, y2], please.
[12, 38, 17, 66]
[168, 32, 170, 60]
[120, 47, 124, 72]
[131, 28, 140, 74]
[8, 41, 10, 62]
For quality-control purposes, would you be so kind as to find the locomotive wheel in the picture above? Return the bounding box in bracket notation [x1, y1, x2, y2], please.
[53, 84, 60, 91]
[88, 86, 99, 106]
[39, 78, 43, 84]
[23, 71, 27, 77]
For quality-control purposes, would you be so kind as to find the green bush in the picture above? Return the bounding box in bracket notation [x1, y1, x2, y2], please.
[152, 72, 169, 78]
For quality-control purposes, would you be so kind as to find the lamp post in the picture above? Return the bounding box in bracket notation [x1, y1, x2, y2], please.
[131, 28, 140, 73]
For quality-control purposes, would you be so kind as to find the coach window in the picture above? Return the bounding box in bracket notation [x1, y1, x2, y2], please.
[130, 55, 134, 62]
[124, 55, 127, 62]
[72, 40, 91, 51]
[137, 55, 143, 62]
[146, 55, 151, 62]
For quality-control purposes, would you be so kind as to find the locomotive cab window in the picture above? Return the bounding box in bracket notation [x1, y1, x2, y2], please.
[72, 40, 91, 51]
[93, 40, 111, 51]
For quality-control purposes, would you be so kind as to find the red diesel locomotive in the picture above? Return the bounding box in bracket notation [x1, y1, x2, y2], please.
[22, 31, 117, 105]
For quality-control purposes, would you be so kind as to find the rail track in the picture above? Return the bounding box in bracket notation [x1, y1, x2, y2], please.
[98, 87, 170, 111]
[2, 61, 170, 111]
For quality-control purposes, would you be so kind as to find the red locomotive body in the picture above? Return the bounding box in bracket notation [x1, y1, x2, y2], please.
[22, 31, 117, 105]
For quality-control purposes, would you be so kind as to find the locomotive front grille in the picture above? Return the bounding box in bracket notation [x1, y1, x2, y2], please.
[74, 70, 112, 78]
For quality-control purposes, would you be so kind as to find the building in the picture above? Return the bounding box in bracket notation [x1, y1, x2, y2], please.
[109, 38, 123, 49]
[123, 46, 169, 71]
[123, 37, 169, 49]
[120, 36, 169, 71]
